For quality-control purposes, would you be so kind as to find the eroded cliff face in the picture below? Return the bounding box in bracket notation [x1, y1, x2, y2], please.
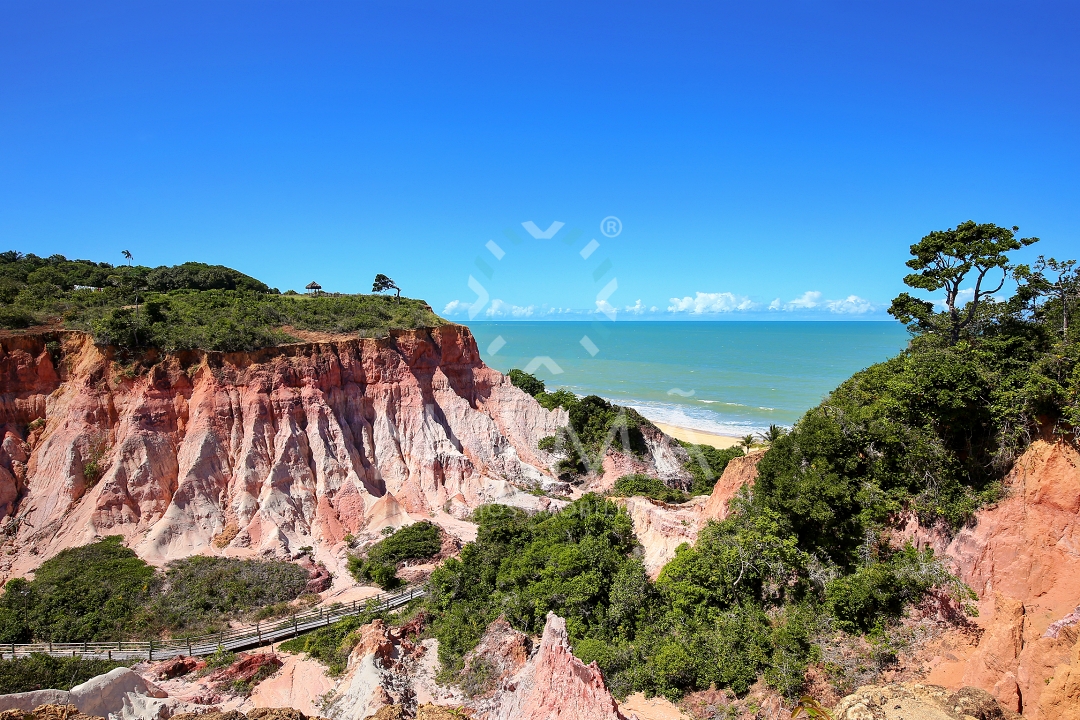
[0, 327, 570, 577]
[902, 440, 1080, 719]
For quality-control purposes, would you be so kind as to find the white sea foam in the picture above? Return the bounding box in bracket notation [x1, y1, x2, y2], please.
[625, 400, 771, 436]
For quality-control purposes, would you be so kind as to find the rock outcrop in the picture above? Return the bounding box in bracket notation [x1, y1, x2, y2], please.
[459, 618, 532, 698]
[482, 613, 627, 720]
[832, 684, 1019, 720]
[322, 618, 427, 719]
[699, 451, 761, 525]
[0, 667, 170, 720]
[618, 495, 707, 578]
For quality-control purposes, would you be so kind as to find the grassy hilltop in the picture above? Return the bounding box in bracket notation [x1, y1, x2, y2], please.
[0, 252, 443, 352]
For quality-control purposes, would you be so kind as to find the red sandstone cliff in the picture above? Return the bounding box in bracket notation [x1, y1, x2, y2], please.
[0, 328, 574, 576]
[897, 440, 1080, 719]
[0, 326, 689, 579]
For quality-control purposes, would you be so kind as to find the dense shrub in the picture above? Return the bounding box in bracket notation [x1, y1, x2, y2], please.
[0, 538, 311, 642]
[510, 370, 653, 477]
[0, 654, 127, 694]
[0, 536, 155, 643]
[680, 442, 745, 495]
[140, 556, 311, 634]
[610, 474, 688, 504]
[429, 496, 639, 673]
[347, 521, 442, 589]
[507, 368, 545, 396]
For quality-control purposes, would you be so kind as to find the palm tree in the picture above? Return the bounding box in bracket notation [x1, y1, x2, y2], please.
[757, 424, 786, 445]
[121, 250, 132, 266]
[740, 434, 755, 452]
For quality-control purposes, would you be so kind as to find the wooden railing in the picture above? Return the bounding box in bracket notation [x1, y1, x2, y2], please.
[0, 585, 425, 662]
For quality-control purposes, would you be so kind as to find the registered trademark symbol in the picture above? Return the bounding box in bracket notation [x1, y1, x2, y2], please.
[600, 216, 622, 238]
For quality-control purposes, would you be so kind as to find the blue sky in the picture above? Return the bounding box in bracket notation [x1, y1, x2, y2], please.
[2, 1, 1077, 320]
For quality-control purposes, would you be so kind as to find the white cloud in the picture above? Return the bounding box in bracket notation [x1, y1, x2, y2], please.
[442, 300, 467, 315]
[625, 299, 647, 314]
[784, 291, 822, 310]
[485, 299, 534, 317]
[668, 292, 757, 313]
[650, 306, 658, 312]
[768, 298, 781, 310]
[595, 299, 618, 318]
[826, 295, 874, 314]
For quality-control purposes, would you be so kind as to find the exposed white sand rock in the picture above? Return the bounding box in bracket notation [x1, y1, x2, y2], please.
[0, 667, 171, 720]
[617, 495, 707, 578]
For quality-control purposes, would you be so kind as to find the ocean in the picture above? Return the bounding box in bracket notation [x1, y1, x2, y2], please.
[463, 321, 911, 436]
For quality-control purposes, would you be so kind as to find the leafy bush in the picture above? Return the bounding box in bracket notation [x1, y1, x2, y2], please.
[139, 555, 311, 634]
[508, 368, 546, 396]
[347, 521, 442, 589]
[508, 370, 653, 477]
[680, 442, 745, 495]
[610, 474, 687, 504]
[0, 654, 127, 694]
[428, 496, 639, 674]
[0, 536, 155, 643]
[825, 544, 972, 633]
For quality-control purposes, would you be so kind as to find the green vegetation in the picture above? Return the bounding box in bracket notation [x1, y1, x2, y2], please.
[610, 474, 688, 504]
[0, 654, 127, 694]
[0, 252, 444, 351]
[0, 537, 155, 643]
[139, 555, 310, 635]
[429, 222, 1080, 702]
[514, 370, 743, 494]
[428, 498, 638, 676]
[278, 603, 424, 676]
[278, 614, 365, 676]
[0, 537, 311, 642]
[680, 441, 745, 495]
[510, 370, 654, 477]
[347, 521, 442, 590]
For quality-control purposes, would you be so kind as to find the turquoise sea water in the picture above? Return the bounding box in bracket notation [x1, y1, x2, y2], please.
[463, 321, 911, 436]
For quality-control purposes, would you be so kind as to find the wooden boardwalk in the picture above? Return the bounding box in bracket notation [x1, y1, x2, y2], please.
[0, 585, 425, 662]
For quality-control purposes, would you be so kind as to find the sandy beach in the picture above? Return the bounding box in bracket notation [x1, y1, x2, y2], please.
[652, 421, 745, 449]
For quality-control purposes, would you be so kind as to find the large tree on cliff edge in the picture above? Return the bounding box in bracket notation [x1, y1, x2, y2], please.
[372, 273, 401, 302]
[888, 221, 1038, 344]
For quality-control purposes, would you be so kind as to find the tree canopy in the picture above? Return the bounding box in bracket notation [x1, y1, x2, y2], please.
[888, 220, 1038, 343]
